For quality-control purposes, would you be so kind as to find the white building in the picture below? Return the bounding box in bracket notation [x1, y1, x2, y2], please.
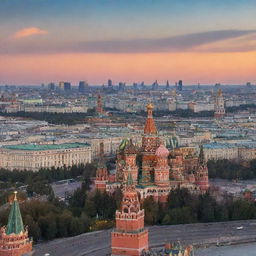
[0, 143, 91, 171]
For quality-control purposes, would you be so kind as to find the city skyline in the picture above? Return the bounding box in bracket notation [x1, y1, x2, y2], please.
[0, 0, 256, 85]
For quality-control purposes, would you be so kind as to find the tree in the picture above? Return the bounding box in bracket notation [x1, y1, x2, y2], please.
[197, 193, 216, 222]
[56, 211, 72, 237]
[168, 207, 194, 224]
[38, 214, 57, 240]
[142, 196, 160, 225]
[230, 200, 256, 220]
[24, 215, 41, 242]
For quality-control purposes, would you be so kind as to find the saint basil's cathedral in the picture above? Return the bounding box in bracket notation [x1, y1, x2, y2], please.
[95, 103, 209, 202]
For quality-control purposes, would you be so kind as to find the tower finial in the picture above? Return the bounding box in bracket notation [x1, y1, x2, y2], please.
[14, 191, 18, 201]
[147, 103, 154, 117]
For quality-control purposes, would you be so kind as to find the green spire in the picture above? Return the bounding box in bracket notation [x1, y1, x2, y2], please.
[6, 192, 25, 235]
[119, 138, 129, 150]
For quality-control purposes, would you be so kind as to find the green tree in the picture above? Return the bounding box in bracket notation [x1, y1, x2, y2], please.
[38, 214, 57, 240]
[142, 196, 160, 225]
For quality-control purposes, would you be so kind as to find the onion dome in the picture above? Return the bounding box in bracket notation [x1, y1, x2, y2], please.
[155, 144, 169, 158]
[119, 138, 129, 150]
[217, 88, 223, 96]
[124, 139, 138, 154]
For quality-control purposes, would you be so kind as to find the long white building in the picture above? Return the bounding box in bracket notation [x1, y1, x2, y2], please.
[0, 143, 91, 171]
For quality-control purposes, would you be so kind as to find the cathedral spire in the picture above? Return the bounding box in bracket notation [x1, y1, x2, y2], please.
[144, 103, 157, 134]
[98, 142, 107, 168]
[6, 191, 24, 235]
[198, 145, 206, 166]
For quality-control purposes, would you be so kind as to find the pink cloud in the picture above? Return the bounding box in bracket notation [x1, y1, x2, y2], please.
[13, 27, 48, 39]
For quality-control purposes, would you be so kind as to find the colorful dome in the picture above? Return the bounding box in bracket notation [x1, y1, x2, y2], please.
[124, 139, 138, 154]
[155, 144, 169, 158]
[119, 138, 129, 150]
[147, 103, 154, 110]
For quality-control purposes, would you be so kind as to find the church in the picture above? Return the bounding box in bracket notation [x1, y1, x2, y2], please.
[95, 103, 209, 203]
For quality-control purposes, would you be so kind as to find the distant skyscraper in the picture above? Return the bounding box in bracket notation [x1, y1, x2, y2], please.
[177, 80, 183, 91]
[59, 81, 65, 89]
[64, 82, 71, 91]
[118, 82, 125, 91]
[48, 82, 55, 91]
[166, 80, 170, 90]
[246, 82, 252, 88]
[79, 81, 88, 93]
[108, 79, 113, 88]
[133, 82, 138, 90]
[152, 80, 159, 90]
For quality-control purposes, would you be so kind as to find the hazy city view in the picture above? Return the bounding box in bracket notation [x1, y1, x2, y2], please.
[0, 1, 256, 256]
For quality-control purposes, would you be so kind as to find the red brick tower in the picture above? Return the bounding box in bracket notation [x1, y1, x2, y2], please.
[0, 192, 33, 256]
[195, 146, 209, 192]
[155, 144, 170, 187]
[96, 94, 104, 115]
[95, 142, 109, 191]
[214, 89, 225, 118]
[141, 103, 160, 185]
[111, 173, 148, 256]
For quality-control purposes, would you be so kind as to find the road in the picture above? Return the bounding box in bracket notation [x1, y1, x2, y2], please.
[33, 220, 256, 256]
[51, 181, 82, 199]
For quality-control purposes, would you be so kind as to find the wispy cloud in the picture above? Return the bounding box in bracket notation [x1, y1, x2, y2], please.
[1, 29, 256, 54]
[12, 27, 48, 39]
[194, 34, 256, 53]
[71, 29, 256, 53]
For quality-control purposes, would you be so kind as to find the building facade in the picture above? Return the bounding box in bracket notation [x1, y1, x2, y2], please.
[0, 143, 91, 171]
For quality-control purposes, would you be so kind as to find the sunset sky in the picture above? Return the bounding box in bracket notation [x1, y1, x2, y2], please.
[0, 0, 256, 85]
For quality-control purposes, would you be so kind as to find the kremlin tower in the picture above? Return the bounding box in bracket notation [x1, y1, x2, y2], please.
[214, 89, 225, 118]
[95, 142, 109, 191]
[0, 192, 33, 256]
[111, 172, 148, 256]
[195, 146, 209, 192]
[96, 94, 104, 115]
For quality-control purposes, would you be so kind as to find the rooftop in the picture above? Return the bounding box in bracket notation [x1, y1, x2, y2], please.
[2, 142, 90, 151]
